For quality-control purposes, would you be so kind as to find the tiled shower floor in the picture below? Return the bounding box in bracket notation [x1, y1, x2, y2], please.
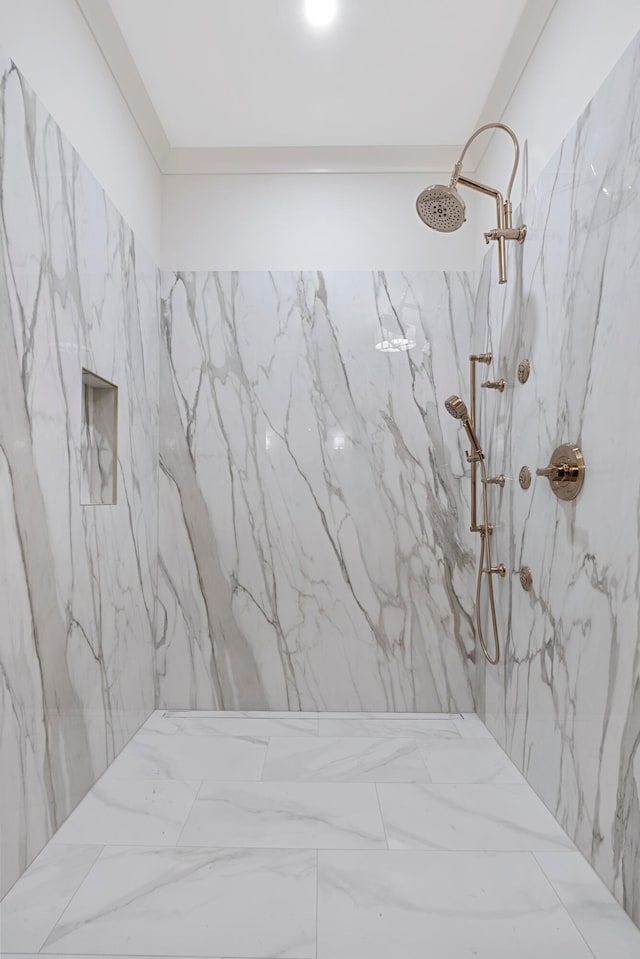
[2, 712, 639, 959]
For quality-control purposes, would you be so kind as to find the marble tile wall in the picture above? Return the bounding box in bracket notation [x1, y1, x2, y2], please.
[474, 31, 640, 926]
[0, 50, 160, 895]
[156, 270, 477, 710]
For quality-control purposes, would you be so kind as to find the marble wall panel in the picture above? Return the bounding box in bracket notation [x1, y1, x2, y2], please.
[0, 51, 159, 896]
[156, 270, 477, 711]
[475, 31, 640, 927]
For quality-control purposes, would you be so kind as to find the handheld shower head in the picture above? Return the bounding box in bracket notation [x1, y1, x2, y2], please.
[444, 395, 468, 420]
[416, 184, 466, 233]
[445, 394, 483, 458]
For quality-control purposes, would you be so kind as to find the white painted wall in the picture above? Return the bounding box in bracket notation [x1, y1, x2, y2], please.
[476, 0, 640, 210]
[161, 173, 483, 272]
[161, 1, 640, 272]
[0, 0, 162, 259]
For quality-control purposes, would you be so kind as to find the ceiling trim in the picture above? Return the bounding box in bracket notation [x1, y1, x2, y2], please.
[162, 145, 466, 175]
[76, 0, 556, 177]
[76, 0, 170, 168]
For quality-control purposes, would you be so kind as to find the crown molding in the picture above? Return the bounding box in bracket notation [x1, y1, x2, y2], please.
[76, 0, 170, 169]
[162, 145, 467, 175]
[76, 0, 556, 177]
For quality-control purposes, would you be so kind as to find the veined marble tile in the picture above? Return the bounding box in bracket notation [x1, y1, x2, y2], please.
[475, 27, 640, 928]
[164, 710, 320, 718]
[41, 846, 316, 958]
[420, 737, 526, 784]
[534, 851, 640, 958]
[50, 780, 200, 846]
[100, 733, 267, 781]
[318, 716, 461, 740]
[262, 736, 430, 782]
[179, 781, 387, 849]
[157, 270, 477, 713]
[144, 713, 319, 737]
[0, 843, 103, 952]
[313, 711, 460, 719]
[377, 783, 574, 850]
[454, 714, 494, 738]
[0, 49, 159, 896]
[317, 850, 594, 958]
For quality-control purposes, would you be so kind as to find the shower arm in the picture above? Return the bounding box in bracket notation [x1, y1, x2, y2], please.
[449, 123, 526, 284]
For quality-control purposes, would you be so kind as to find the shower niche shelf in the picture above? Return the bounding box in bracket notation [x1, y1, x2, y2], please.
[81, 369, 118, 506]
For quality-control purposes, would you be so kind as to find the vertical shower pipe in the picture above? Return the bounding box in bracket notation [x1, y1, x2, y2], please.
[469, 353, 492, 532]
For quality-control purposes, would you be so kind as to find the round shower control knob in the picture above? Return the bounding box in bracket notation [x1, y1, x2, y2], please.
[536, 444, 586, 501]
[518, 466, 532, 490]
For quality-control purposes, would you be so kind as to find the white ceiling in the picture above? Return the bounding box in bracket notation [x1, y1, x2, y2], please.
[77, 0, 557, 172]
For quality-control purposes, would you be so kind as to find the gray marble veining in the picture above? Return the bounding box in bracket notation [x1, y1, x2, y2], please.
[157, 270, 478, 711]
[0, 49, 159, 896]
[475, 28, 640, 927]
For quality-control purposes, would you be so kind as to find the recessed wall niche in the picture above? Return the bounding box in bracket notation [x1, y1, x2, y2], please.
[81, 369, 118, 506]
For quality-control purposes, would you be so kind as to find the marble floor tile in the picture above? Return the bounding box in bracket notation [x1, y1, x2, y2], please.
[50, 780, 201, 846]
[315, 711, 460, 720]
[145, 713, 319, 737]
[317, 850, 594, 959]
[0, 844, 103, 953]
[377, 783, 574, 850]
[420, 737, 526, 783]
[534, 851, 640, 958]
[165, 710, 320, 719]
[454, 713, 494, 738]
[317, 717, 461, 740]
[262, 737, 430, 782]
[179, 781, 387, 849]
[100, 732, 267, 781]
[41, 846, 316, 958]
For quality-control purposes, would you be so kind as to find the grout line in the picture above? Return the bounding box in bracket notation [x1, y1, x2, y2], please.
[529, 851, 599, 959]
[32, 844, 106, 954]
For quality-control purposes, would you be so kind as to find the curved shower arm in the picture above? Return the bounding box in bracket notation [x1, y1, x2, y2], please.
[450, 122, 521, 202]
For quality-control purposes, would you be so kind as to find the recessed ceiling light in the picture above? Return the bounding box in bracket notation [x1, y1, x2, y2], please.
[305, 0, 337, 28]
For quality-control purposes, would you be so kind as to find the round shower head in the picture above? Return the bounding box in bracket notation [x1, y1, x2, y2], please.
[416, 184, 466, 233]
[444, 395, 469, 420]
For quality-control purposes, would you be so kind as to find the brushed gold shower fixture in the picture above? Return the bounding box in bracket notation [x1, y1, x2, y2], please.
[444, 351, 507, 665]
[416, 122, 527, 284]
[517, 359, 531, 384]
[469, 353, 491, 533]
[518, 465, 532, 490]
[519, 567, 533, 592]
[481, 379, 505, 392]
[536, 444, 586, 500]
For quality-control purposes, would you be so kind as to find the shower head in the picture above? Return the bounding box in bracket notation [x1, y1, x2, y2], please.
[416, 184, 466, 233]
[444, 395, 469, 420]
[444, 394, 483, 458]
[415, 122, 527, 284]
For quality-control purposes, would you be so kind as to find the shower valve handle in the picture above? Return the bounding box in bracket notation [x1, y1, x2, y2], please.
[536, 463, 578, 481]
[536, 445, 586, 501]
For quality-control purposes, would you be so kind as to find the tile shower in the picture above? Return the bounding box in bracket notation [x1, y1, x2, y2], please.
[1, 24, 640, 959]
